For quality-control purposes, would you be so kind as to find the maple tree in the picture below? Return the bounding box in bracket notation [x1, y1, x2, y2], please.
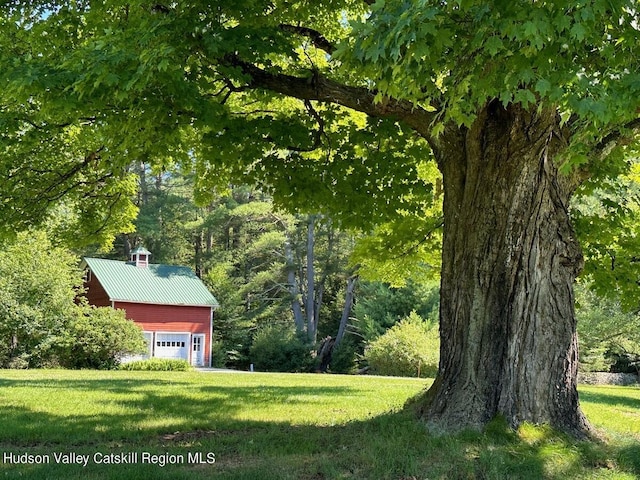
[2, 1, 640, 436]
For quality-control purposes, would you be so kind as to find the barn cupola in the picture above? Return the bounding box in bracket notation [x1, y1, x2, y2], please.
[130, 246, 151, 268]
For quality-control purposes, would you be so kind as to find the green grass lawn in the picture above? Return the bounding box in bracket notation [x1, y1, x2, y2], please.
[0, 370, 638, 479]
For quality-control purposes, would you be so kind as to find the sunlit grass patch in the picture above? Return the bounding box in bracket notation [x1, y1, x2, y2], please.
[580, 385, 640, 439]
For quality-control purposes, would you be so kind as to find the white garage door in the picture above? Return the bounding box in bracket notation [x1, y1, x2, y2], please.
[155, 333, 190, 361]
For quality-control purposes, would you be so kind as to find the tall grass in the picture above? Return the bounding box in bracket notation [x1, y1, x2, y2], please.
[0, 369, 637, 479]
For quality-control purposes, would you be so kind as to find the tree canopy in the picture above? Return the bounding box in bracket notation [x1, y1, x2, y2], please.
[1, 1, 638, 271]
[0, 0, 439, 247]
[1, 2, 639, 227]
[348, 1, 640, 128]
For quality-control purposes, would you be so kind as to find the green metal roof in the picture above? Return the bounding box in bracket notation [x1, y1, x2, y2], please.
[83, 257, 219, 308]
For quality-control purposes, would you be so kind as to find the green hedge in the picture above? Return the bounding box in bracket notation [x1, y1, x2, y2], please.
[119, 358, 191, 371]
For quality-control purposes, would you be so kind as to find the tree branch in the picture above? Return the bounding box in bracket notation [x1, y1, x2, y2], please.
[593, 117, 640, 158]
[563, 117, 640, 190]
[279, 24, 336, 55]
[222, 54, 437, 140]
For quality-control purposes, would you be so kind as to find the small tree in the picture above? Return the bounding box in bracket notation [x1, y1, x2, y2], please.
[59, 306, 147, 369]
[0, 230, 147, 369]
[364, 312, 439, 378]
[0, 231, 82, 368]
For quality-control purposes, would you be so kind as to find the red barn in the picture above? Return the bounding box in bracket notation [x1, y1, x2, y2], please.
[81, 247, 219, 367]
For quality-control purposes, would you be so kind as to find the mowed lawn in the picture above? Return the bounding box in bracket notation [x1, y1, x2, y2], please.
[0, 370, 638, 479]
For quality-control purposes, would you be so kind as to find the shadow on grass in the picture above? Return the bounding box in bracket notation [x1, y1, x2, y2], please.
[0, 376, 358, 446]
[579, 390, 640, 410]
[0, 377, 193, 392]
[0, 376, 638, 479]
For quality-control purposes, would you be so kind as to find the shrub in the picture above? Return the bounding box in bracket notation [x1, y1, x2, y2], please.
[249, 324, 314, 372]
[364, 311, 439, 378]
[6, 354, 29, 370]
[59, 307, 147, 369]
[119, 358, 191, 371]
[579, 344, 613, 373]
[328, 336, 360, 374]
[210, 336, 227, 368]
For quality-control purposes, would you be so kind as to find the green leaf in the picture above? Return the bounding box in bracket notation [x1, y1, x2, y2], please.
[513, 88, 536, 108]
[499, 90, 513, 107]
[430, 122, 445, 137]
[484, 36, 504, 56]
[535, 78, 551, 96]
[570, 23, 587, 41]
[523, 20, 538, 38]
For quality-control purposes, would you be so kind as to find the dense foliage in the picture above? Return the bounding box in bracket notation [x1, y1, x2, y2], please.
[0, 231, 83, 367]
[249, 324, 314, 373]
[107, 172, 362, 369]
[60, 306, 147, 369]
[106, 170, 444, 372]
[346, 1, 640, 137]
[353, 279, 440, 338]
[572, 162, 640, 308]
[576, 283, 640, 373]
[571, 161, 640, 373]
[0, 231, 146, 369]
[364, 311, 439, 378]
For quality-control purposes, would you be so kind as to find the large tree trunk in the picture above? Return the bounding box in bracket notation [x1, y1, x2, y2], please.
[417, 103, 592, 437]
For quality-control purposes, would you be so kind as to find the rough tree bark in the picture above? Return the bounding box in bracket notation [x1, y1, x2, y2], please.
[415, 102, 591, 437]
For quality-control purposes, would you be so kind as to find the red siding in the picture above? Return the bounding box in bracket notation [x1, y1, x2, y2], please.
[84, 270, 111, 307]
[115, 302, 210, 332]
[114, 302, 212, 366]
